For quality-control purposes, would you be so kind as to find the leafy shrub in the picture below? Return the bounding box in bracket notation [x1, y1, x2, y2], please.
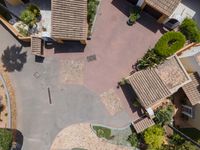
[154, 105, 174, 126]
[93, 126, 111, 139]
[127, 133, 138, 147]
[87, 0, 99, 35]
[0, 128, 13, 150]
[179, 18, 200, 43]
[20, 10, 36, 27]
[144, 125, 165, 149]
[16, 23, 29, 37]
[27, 4, 41, 17]
[137, 49, 166, 69]
[154, 31, 186, 57]
[129, 6, 141, 23]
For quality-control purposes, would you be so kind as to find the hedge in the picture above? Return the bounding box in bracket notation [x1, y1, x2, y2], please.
[0, 128, 13, 150]
[179, 18, 200, 42]
[154, 31, 186, 57]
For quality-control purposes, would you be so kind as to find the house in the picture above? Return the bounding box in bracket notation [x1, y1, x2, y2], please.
[128, 43, 200, 133]
[177, 43, 200, 131]
[127, 55, 191, 133]
[4, 0, 88, 45]
[135, 0, 195, 24]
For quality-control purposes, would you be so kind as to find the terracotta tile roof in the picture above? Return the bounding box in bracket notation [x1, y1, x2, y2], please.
[145, 0, 181, 16]
[132, 116, 155, 133]
[31, 36, 44, 56]
[128, 69, 171, 108]
[182, 73, 200, 106]
[51, 0, 88, 41]
[128, 56, 190, 108]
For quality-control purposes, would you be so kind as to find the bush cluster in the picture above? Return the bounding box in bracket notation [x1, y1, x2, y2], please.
[154, 105, 174, 126]
[154, 31, 186, 57]
[137, 49, 166, 70]
[179, 18, 200, 43]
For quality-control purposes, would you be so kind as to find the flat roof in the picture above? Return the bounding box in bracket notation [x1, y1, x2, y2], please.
[51, 0, 88, 41]
[145, 0, 181, 16]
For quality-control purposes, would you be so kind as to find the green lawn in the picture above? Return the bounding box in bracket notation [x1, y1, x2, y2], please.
[92, 126, 111, 139]
[179, 128, 200, 142]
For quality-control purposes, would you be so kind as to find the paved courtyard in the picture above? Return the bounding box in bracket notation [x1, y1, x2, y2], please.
[0, 0, 164, 150]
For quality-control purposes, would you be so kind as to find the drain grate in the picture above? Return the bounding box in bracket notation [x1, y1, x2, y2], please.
[87, 54, 96, 62]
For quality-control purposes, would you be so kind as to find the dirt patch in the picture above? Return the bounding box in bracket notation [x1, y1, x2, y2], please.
[100, 89, 123, 116]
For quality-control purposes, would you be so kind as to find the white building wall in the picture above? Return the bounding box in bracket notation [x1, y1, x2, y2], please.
[180, 56, 200, 75]
[137, 0, 144, 7]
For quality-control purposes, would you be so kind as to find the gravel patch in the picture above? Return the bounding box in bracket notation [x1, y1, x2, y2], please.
[100, 89, 123, 116]
[51, 123, 133, 150]
[60, 59, 84, 84]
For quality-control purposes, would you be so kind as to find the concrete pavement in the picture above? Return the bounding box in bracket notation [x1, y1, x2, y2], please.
[0, 24, 131, 150]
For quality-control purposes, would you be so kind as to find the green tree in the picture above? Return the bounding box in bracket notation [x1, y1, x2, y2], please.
[20, 10, 36, 27]
[144, 125, 165, 149]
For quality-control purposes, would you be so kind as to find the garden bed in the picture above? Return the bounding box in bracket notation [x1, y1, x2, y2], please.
[87, 0, 100, 37]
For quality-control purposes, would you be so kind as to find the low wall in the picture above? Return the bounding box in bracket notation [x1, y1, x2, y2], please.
[0, 16, 30, 42]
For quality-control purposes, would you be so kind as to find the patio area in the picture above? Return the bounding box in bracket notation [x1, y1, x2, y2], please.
[45, 0, 164, 120]
[5, 0, 51, 35]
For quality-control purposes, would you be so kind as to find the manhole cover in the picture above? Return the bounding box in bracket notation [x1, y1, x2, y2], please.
[87, 54, 96, 62]
[33, 72, 40, 79]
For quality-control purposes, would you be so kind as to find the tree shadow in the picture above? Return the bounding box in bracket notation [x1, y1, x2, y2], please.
[1, 45, 27, 72]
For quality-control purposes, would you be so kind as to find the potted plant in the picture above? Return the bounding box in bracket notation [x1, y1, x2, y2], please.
[127, 13, 139, 25]
[127, 6, 141, 26]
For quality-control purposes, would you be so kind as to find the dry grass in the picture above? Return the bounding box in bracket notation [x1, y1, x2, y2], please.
[0, 64, 16, 128]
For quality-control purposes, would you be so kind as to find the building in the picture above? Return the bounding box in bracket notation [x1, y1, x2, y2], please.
[127, 55, 191, 133]
[127, 55, 191, 117]
[128, 43, 200, 132]
[135, 0, 195, 24]
[4, 0, 88, 45]
[178, 43, 200, 131]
